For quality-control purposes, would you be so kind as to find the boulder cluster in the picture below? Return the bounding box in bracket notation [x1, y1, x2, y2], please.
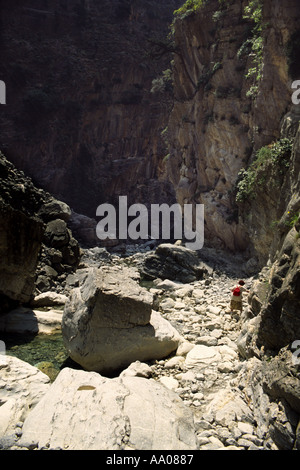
[1, 243, 299, 450]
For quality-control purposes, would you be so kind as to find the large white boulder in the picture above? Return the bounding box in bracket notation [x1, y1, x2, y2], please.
[185, 345, 221, 368]
[18, 367, 198, 450]
[62, 266, 181, 373]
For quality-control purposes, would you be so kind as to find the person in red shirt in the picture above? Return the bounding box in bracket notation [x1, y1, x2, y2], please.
[230, 280, 246, 313]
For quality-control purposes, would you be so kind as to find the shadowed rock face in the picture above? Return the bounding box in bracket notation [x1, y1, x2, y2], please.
[0, 152, 45, 307]
[140, 243, 212, 283]
[0, 151, 80, 311]
[0, 0, 181, 217]
[255, 225, 300, 351]
[0, 206, 44, 305]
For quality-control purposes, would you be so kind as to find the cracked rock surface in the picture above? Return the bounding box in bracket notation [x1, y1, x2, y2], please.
[16, 367, 197, 451]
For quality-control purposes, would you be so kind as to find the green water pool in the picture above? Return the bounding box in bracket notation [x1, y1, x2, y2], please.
[0, 331, 76, 380]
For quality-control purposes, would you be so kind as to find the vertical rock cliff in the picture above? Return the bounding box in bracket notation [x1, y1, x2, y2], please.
[165, 0, 300, 262]
[0, 0, 181, 218]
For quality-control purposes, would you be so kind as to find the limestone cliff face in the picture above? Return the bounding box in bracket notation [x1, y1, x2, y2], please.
[165, 0, 300, 260]
[237, 0, 300, 265]
[0, 0, 181, 217]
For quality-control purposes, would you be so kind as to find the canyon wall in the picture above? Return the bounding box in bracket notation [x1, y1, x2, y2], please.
[165, 0, 300, 263]
[0, 0, 181, 219]
[1, 0, 299, 259]
[0, 1, 300, 447]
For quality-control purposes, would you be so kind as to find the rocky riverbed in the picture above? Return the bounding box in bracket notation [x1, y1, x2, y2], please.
[124, 245, 267, 450]
[0, 243, 299, 451]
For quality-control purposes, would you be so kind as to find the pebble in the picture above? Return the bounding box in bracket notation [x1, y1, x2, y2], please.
[159, 376, 178, 390]
[164, 356, 185, 369]
[176, 371, 196, 382]
[218, 361, 234, 373]
[237, 422, 254, 435]
[196, 335, 218, 346]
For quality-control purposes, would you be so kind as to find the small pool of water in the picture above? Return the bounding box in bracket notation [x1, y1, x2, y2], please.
[1, 331, 78, 381]
[2, 332, 67, 368]
[139, 279, 156, 290]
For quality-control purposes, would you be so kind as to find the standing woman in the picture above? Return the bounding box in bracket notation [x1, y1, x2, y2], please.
[230, 280, 246, 313]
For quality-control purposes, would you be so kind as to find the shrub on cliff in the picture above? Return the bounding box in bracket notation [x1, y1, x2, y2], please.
[173, 0, 206, 20]
[236, 138, 293, 202]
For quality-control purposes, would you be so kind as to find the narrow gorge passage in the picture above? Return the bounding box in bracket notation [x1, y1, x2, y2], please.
[0, 0, 299, 452]
[80, 244, 263, 450]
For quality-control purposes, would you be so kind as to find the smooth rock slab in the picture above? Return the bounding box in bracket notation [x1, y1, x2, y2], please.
[0, 356, 50, 438]
[30, 292, 69, 308]
[18, 367, 198, 450]
[159, 376, 179, 390]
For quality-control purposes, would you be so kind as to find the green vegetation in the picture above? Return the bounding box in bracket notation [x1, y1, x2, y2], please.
[197, 62, 223, 90]
[161, 126, 170, 146]
[212, 9, 226, 22]
[171, 1, 264, 99]
[243, 0, 263, 25]
[173, 0, 206, 20]
[169, 0, 232, 41]
[236, 138, 293, 202]
[286, 211, 300, 228]
[151, 69, 173, 94]
[163, 153, 171, 164]
[273, 211, 300, 231]
[170, 0, 208, 34]
[239, 0, 264, 99]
